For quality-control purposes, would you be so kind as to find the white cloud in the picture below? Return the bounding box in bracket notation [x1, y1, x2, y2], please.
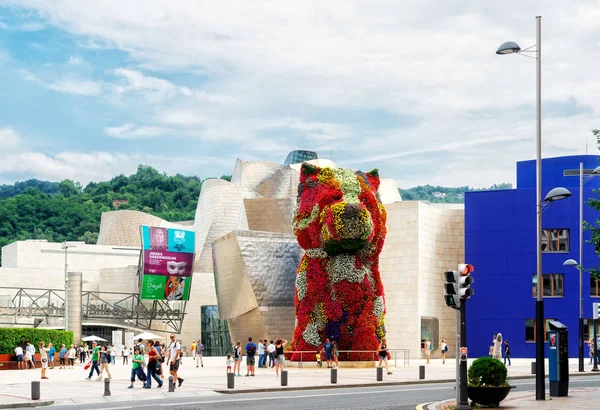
[0, 128, 21, 150]
[104, 123, 173, 139]
[18, 69, 102, 96]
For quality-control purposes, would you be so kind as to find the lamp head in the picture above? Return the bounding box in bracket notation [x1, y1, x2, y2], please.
[593, 166, 600, 175]
[496, 41, 521, 55]
[563, 259, 578, 266]
[544, 187, 571, 202]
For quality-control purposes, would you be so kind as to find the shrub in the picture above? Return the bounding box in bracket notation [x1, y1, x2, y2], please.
[467, 356, 508, 387]
[0, 328, 74, 354]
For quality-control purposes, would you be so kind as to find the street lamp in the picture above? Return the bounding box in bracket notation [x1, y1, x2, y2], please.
[61, 242, 77, 333]
[497, 16, 572, 401]
[563, 164, 600, 372]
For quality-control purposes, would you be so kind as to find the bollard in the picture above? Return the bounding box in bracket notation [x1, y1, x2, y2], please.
[330, 367, 337, 384]
[227, 372, 235, 389]
[376, 366, 383, 381]
[281, 370, 288, 386]
[103, 378, 111, 396]
[168, 376, 175, 392]
[31, 381, 40, 401]
[531, 362, 536, 374]
[419, 365, 425, 380]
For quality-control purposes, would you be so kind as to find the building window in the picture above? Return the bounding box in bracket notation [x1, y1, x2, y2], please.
[200, 305, 232, 357]
[525, 318, 557, 342]
[420, 317, 439, 351]
[532, 274, 564, 297]
[541, 229, 569, 252]
[591, 277, 600, 297]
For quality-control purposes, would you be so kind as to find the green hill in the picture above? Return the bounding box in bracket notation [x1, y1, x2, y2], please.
[399, 183, 512, 203]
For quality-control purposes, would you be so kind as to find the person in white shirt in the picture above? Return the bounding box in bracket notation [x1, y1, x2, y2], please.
[257, 339, 266, 368]
[122, 346, 130, 365]
[267, 341, 276, 368]
[68, 345, 77, 369]
[14, 345, 24, 370]
[26, 341, 36, 369]
[110, 344, 117, 365]
[166, 335, 184, 388]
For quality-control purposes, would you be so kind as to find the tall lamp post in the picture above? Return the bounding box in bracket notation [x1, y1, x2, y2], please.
[61, 242, 77, 332]
[563, 164, 600, 372]
[497, 16, 572, 401]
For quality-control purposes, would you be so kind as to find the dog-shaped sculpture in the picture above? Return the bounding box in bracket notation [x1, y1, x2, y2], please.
[290, 163, 387, 361]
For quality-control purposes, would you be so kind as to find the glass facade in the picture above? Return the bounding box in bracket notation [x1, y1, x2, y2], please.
[201, 305, 232, 356]
[283, 150, 318, 165]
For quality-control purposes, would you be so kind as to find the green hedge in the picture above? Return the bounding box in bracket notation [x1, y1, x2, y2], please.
[0, 328, 74, 355]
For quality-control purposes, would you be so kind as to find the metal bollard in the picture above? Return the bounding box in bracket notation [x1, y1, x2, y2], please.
[168, 376, 175, 392]
[376, 366, 383, 381]
[227, 372, 235, 389]
[531, 362, 536, 374]
[330, 367, 337, 384]
[419, 365, 425, 379]
[281, 370, 288, 386]
[31, 381, 40, 401]
[103, 378, 111, 396]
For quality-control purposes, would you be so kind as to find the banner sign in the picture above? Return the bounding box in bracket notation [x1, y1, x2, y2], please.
[140, 226, 195, 301]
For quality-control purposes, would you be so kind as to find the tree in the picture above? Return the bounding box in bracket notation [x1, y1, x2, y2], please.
[585, 129, 600, 279]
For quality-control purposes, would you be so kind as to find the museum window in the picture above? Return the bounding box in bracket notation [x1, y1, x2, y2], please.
[531, 274, 564, 297]
[525, 318, 557, 342]
[541, 229, 569, 252]
[200, 305, 232, 357]
[591, 277, 600, 297]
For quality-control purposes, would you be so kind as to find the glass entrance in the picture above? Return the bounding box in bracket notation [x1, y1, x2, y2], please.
[201, 305, 232, 356]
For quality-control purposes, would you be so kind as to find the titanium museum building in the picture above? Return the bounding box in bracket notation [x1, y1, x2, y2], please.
[0, 150, 464, 359]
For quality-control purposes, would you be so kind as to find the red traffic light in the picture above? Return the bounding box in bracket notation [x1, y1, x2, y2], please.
[458, 263, 474, 275]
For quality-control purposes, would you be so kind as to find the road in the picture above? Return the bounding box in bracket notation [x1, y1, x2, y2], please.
[23, 376, 600, 410]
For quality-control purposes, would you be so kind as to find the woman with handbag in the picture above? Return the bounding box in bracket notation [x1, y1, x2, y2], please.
[144, 341, 163, 389]
[39, 341, 49, 379]
[377, 338, 392, 375]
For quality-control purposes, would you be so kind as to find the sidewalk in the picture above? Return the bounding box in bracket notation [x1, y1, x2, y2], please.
[0, 357, 599, 408]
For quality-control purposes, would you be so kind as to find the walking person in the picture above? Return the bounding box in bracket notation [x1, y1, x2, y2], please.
[14, 344, 24, 370]
[39, 341, 49, 379]
[166, 334, 184, 388]
[59, 344, 67, 369]
[25, 346, 35, 370]
[110, 345, 116, 365]
[144, 341, 163, 389]
[323, 338, 333, 368]
[122, 346, 129, 365]
[195, 340, 204, 368]
[191, 340, 197, 361]
[86, 341, 101, 380]
[439, 339, 448, 364]
[377, 338, 392, 375]
[245, 337, 257, 376]
[226, 353, 233, 374]
[275, 338, 288, 377]
[492, 333, 503, 360]
[233, 341, 242, 377]
[154, 341, 165, 380]
[423, 338, 432, 364]
[127, 347, 146, 388]
[589, 338, 595, 365]
[503, 340, 511, 366]
[68, 345, 76, 369]
[98, 345, 112, 380]
[257, 339, 266, 369]
[332, 340, 340, 368]
[48, 343, 56, 369]
[26, 341, 36, 369]
[267, 340, 276, 368]
[79, 345, 86, 363]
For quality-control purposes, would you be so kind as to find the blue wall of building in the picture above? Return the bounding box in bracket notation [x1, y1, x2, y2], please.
[466, 155, 600, 359]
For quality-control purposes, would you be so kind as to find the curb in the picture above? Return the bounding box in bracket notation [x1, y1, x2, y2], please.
[0, 400, 54, 409]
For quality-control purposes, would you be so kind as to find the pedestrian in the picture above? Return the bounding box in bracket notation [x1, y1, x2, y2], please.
[86, 341, 101, 380]
[245, 337, 257, 376]
[275, 338, 288, 377]
[233, 341, 242, 377]
[504, 340, 511, 366]
[332, 340, 339, 368]
[492, 333, 503, 360]
[144, 340, 163, 389]
[257, 339, 266, 369]
[440, 339, 448, 364]
[68, 345, 76, 369]
[136, 338, 145, 355]
[323, 338, 333, 368]
[267, 340, 276, 368]
[489, 333, 497, 357]
[423, 338, 431, 364]
[39, 341, 49, 379]
[127, 347, 146, 388]
[166, 334, 184, 388]
[589, 338, 594, 365]
[226, 353, 233, 373]
[122, 346, 129, 365]
[25, 346, 35, 370]
[154, 341, 165, 380]
[99, 345, 112, 380]
[195, 340, 204, 368]
[26, 341, 36, 369]
[377, 337, 392, 375]
[14, 344, 24, 370]
[59, 344, 67, 369]
[79, 345, 86, 363]
[191, 340, 197, 361]
[110, 344, 116, 365]
[48, 343, 56, 369]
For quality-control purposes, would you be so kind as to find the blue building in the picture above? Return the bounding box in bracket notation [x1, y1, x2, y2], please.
[466, 155, 600, 359]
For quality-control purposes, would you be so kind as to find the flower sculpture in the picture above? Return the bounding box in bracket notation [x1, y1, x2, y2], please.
[290, 163, 387, 361]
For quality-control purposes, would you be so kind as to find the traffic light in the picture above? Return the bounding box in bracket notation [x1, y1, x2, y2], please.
[460, 346, 468, 361]
[457, 263, 474, 299]
[444, 270, 460, 310]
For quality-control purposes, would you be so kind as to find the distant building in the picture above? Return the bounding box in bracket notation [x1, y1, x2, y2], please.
[112, 199, 129, 208]
[283, 150, 318, 165]
[432, 191, 446, 198]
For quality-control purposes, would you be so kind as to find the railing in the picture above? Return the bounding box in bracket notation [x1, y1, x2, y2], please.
[283, 349, 410, 368]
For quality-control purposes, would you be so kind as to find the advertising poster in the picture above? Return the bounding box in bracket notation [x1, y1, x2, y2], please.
[139, 226, 195, 301]
[112, 330, 123, 354]
[124, 332, 135, 350]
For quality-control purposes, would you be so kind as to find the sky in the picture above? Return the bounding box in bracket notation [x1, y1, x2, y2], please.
[0, 1, 599, 189]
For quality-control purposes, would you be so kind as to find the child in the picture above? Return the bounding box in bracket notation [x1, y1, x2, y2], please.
[127, 347, 146, 388]
[226, 353, 232, 373]
[316, 353, 322, 368]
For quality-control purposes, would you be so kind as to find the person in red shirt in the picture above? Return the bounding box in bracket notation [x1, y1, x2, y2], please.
[144, 340, 163, 389]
